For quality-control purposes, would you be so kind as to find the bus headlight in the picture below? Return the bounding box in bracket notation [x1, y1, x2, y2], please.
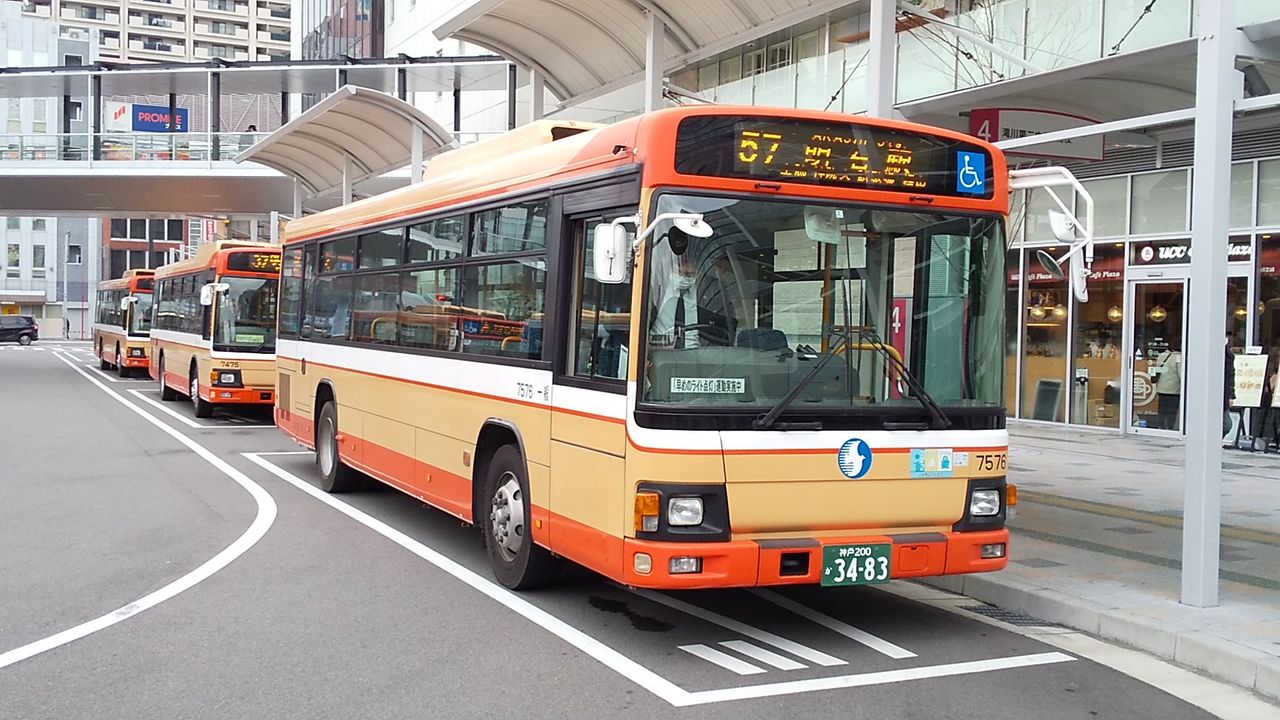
[667, 497, 704, 526]
[212, 370, 242, 387]
[970, 489, 1001, 517]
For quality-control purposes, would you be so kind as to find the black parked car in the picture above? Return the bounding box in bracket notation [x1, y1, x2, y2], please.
[0, 315, 38, 345]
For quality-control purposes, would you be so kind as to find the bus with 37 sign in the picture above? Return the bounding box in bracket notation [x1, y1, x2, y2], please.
[274, 106, 1029, 590]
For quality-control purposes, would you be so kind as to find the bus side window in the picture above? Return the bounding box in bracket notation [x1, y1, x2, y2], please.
[571, 217, 631, 381]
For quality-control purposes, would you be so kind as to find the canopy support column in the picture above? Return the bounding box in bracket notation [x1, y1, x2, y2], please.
[210, 72, 222, 161]
[292, 179, 303, 218]
[90, 73, 101, 162]
[645, 12, 665, 112]
[507, 63, 518, 129]
[529, 69, 545, 122]
[411, 126, 424, 184]
[1182, 0, 1237, 609]
[342, 155, 353, 205]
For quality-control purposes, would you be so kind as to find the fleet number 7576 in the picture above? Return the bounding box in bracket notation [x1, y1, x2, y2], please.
[975, 453, 1007, 472]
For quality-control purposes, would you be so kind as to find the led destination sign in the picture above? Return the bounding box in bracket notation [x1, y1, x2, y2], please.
[674, 116, 994, 198]
[226, 252, 282, 274]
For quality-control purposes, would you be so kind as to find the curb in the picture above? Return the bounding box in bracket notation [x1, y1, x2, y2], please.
[917, 573, 1280, 704]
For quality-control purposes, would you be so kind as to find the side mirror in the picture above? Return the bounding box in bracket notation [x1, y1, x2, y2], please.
[120, 296, 136, 311]
[1049, 210, 1077, 243]
[200, 283, 229, 306]
[593, 223, 630, 285]
[1035, 249, 1065, 281]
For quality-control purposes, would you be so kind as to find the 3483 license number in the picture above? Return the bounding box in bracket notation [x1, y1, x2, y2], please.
[829, 556, 889, 584]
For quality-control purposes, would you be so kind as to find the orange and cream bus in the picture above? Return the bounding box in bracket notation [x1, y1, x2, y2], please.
[93, 269, 155, 376]
[274, 106, 1075, 591]
[149, 241, 281, 418]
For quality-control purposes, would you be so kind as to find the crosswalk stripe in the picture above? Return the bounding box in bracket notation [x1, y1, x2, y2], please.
[719, 640, 806, 670]
[679, 644, 766, 675]
[637, 590, 846, 667]
[752, 589, 917, 659]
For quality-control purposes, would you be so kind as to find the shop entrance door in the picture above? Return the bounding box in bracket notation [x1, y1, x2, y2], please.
[1125, 279, 1188, 435]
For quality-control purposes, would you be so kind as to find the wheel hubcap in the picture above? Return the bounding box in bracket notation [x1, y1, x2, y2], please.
[489, 472, 524, 561]
[190, 376, 199, 406]
[319, 418, 335, 476]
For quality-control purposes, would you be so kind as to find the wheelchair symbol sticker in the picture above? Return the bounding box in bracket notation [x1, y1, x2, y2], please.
[956, 151, 987, 195]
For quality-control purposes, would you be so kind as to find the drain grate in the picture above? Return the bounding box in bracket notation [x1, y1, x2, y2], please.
[960, 603, 1058, 627]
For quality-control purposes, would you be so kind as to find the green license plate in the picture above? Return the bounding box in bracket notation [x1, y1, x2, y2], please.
[821, 544, 892, 586]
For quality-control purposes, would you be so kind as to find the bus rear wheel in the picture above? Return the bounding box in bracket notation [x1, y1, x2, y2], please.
[316, 402, 362, 493]
[483, 445, 560, 590]
[190, 368, 214, 419]
[158, 357, 177, 401]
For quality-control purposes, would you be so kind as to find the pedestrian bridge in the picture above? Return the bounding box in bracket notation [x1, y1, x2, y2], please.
[0, 55, 519, 216]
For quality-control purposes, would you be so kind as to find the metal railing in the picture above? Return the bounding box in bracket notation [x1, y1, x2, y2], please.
[1, 130, 501, 165]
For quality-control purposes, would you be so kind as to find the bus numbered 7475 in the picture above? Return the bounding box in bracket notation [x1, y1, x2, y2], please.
[149, 241, 281, 418]
[273, 106, 1093, 591]
[94, 268, 155, 377]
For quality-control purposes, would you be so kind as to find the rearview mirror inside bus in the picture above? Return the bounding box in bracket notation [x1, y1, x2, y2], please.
[593, 222, 630, 285]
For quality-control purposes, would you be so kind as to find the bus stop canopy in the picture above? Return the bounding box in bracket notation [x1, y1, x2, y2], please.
[236, 86, 457, 197]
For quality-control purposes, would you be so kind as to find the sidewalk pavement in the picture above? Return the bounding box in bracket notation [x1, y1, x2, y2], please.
[921, 420, 1280, 705]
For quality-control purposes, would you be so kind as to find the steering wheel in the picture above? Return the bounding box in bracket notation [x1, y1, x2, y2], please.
[679, 323, 732, 346]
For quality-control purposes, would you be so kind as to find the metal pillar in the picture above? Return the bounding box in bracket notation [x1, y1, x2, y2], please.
[867, 0, 896, 118]
[453, 79, 462, 133]
[168, 92, 178, 131]
[210, 72, 221, 161]
[411, 126, 424, 184]
[90, 74, 101, 161]
[644, 12, 665, 112]
[342, 155, 353, 206]
[292, 180, 303, 218]
[396, 67, 407, 101]
[1182, 0, 1236, 608]
[507, 63, 518, 130]
[280, 91, 289, 124]
[529, 69, 545, 122]
[61, 93, 73, 160]
[337, 68, 347, 89]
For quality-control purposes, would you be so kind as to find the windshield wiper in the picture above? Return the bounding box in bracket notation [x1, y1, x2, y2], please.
[751, 332, 849, 431]
[853, 327, 951, 430]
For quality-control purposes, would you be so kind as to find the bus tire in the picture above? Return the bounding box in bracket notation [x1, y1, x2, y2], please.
[316, 402, 362, 493]
[98, 340, 110, 370]
[190, 367, 214, 419]
[483, 445, 559, 590]
[115, 344, 127, 377]
[158, 356, 177, 401]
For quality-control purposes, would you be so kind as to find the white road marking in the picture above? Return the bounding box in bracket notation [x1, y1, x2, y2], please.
[719, 640, 806, 670]
[752, 589, 917, 659]
[633, 589, 847, 667]
[240, 452, 694, 704]
[679, 644, 766, 675]
[685, 652, 1073, 705]
[81, 365, 152, 384]
[0, 352, 278, 670]
[244, 452, 1075, 707]
[127, 389, 273, 429]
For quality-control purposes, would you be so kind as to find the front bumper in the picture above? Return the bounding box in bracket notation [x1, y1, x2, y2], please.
[619, 528, 1009, 589]
[204, 386, 275, 405]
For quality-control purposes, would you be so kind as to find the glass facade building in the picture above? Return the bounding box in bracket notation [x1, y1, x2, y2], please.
[299, 0, 382, 60]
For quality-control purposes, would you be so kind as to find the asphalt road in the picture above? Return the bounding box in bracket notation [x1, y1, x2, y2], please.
[0, 343, 1243, 719]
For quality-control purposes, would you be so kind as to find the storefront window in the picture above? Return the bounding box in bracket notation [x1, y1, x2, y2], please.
[1005, 249, 1022, 413]
[1259, 160, 1280, 227]
[1025, 188, 1067, 245]
[1020, 248, 1069, 421]
[1260, 233, 1280, 353]
[1131, 169, 1189, 235]
[1071, 244, 1124, 428]
[1082, 177, 1127, 237]
[1230, 163, 1255, 229]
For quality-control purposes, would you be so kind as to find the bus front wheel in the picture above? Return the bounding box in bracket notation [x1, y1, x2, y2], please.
[158, 357, 177, 401]
[316, 402, 362, 493]
[98, 340, 110, 370]
[190, 368, 214, 419]
[115, 344, 127, 378]
[483, 445, 560, 590]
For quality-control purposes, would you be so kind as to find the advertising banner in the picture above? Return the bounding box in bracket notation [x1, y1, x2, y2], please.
[1233, 354, 1268, 408]
[102, 101, 189, 132]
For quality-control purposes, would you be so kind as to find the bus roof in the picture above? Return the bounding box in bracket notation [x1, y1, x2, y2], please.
[98, 268, 156, 293]
[153, 240, 280, 280]
[283, 105, 1008, 247]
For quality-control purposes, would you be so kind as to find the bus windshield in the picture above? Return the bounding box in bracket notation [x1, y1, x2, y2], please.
[214, 275, 278, 352]
[640, 193, 1005, 421]
[128, 293, 153, 335]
